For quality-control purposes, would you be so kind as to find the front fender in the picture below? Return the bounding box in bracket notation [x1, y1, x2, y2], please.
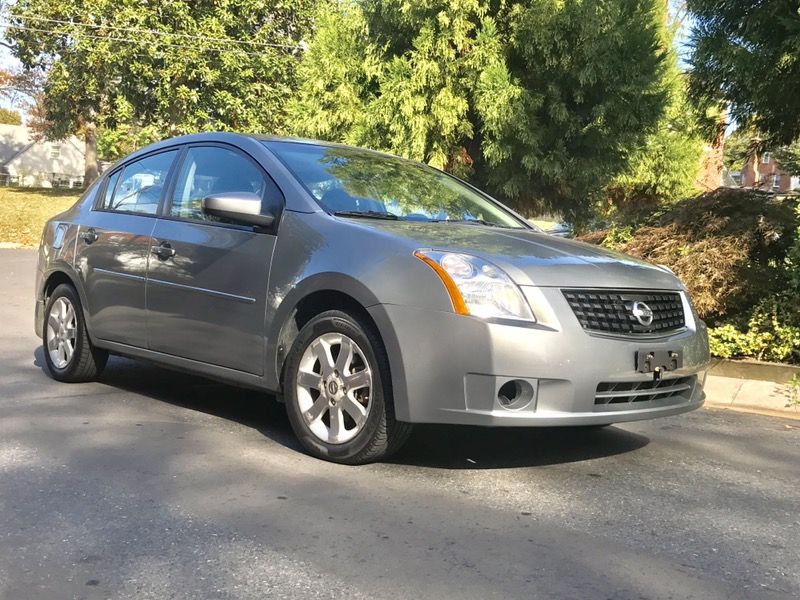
[264, 272, 382, 390]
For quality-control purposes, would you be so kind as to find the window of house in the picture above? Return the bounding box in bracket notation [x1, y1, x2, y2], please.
[773, 173, 781, 189]
[761, 152, 771, 164]
[101, 150, 177, 214]
[170, 146, 277, 223]
[50, 146, 61, 159]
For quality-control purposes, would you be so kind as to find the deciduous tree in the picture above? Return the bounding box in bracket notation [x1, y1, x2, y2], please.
[7, 0, 316, 184]
[0, 107, 22, 125]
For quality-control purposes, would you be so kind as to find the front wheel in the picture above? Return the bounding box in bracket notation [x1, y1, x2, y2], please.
[283, 310, 412, 464]
[42, 283, 108, 382]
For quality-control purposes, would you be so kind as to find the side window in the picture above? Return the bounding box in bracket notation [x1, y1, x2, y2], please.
[170, 146, 277, 222]
[101, 170, 121, 209]
[103, 150, 178, 214]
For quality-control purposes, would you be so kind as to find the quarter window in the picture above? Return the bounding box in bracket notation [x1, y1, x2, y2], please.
[170, 146, 273, 223]
[101, 170, 121, 209]
[102, 150, 178, 214]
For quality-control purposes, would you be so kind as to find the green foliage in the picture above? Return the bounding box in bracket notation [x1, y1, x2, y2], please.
[774, 139, 800, 178]
[287, 2, 383, 147]
[8, 0, 317, 140]
[602, 11, 703, 217]
[687, 0, 800, 146]
[0, 108, 22, 125]
[604, 72, 703, 214]
[723, 125, 762, 172]
[786, 204, 800, 292]
[787, 374, 800, 409]
[708, 294, 800, 363]
[600, 224, 635, 250]
[291, 0, 671, 222]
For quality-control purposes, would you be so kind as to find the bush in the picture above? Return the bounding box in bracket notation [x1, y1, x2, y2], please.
[708, 294, 800, 363]
[580, 189, 800, 363]
[581, 188, 797, 320]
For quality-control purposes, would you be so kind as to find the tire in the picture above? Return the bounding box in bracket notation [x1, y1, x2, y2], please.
[283, 309, 412, 464]
[42, 283, 108, 382]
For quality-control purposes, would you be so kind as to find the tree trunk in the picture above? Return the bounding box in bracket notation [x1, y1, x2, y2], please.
[751, 150, 759, 187]
[84, 122, 99, 186]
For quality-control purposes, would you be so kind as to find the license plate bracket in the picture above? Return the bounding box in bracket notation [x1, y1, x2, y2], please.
[636, 350, 682, 379]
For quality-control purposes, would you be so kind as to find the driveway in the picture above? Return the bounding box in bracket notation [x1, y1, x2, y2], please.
[1, 249, 798, 599]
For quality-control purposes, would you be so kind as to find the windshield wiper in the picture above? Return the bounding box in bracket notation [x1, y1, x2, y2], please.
[434, 218, 500, 227]
[333, 210, 400, 220]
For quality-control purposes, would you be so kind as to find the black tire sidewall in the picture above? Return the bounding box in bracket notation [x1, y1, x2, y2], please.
[284, 311, 389, 463]
[42, 284, 89, 380]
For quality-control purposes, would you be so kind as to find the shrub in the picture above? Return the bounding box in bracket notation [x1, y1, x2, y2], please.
[582, 188, 797, 320]
[708, 294, 800, 363]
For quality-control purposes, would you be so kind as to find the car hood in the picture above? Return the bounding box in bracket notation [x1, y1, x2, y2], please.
[347, 220, 681, 289]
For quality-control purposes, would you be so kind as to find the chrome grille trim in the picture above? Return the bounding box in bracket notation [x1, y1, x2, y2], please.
[562, 289, 685, 335]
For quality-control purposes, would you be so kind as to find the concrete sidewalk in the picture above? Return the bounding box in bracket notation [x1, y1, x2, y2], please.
[704, 359, 800, 419]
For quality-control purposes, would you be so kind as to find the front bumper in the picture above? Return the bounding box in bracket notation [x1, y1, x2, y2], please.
[368, 287, 710, 426]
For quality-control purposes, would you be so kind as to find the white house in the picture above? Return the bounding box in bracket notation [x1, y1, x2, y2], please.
[0, 124, 85, 188]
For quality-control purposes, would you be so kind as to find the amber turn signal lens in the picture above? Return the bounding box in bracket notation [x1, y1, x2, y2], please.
[413, 250, 470, 315]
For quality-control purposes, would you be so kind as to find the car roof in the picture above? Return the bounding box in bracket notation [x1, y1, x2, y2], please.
[121, 132, 376, 161]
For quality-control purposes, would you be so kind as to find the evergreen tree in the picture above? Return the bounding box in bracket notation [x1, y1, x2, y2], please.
[688, 0, 800, 146]
[605, 10, 704, 215]
[291, 0, 671, 222]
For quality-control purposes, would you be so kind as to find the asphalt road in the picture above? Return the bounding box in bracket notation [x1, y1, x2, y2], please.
[1, 248, 799, 600]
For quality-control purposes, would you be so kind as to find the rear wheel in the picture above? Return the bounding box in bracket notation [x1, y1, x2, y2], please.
[284, 310, 412, 464]
[43, 284, 108, 382]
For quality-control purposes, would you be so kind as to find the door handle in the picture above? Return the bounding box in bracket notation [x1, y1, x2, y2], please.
[150, 241, 176, 260]
[81, 228, 98, 245]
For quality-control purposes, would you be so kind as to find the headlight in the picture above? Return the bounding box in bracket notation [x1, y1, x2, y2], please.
[414, 250, 535, 322]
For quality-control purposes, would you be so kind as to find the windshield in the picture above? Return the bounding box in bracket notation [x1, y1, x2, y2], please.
[265, 142, 527, 228]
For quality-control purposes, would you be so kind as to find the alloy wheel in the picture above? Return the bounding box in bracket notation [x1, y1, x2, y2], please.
[46, 296, 77, 369]
[296, 332, 373, 444]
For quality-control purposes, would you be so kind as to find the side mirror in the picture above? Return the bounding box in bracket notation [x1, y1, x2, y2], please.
[202, 192, 275, 228]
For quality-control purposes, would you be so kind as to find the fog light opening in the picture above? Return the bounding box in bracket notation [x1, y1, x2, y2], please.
[497, 379, 534, 410]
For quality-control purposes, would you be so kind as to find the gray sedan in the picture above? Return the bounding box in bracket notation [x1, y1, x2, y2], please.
[35, 133, 710, 464]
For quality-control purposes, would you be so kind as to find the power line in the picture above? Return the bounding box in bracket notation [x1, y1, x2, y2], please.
[1, 14, 303, 50]
[0, 21, 300, 57]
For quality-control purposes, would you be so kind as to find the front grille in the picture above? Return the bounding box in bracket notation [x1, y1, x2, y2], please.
[595, 376, 695, 405]
[562, 289, 685, 335]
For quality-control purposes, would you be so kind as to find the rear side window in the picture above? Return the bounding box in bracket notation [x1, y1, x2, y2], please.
[101, 170, 121, 208]
[102, 150, 177, 214]
[170, 146, 278, 223]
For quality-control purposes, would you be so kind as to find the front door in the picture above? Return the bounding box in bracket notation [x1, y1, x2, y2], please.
[75, 149, 179, 346]
[145, 145, 281, 375]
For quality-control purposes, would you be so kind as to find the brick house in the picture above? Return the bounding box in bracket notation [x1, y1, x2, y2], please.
[740, 151, 800, 192]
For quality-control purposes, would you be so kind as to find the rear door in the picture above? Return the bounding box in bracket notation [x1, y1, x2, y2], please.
[75, 149, 179, 346]
[145, 144, 282, 374]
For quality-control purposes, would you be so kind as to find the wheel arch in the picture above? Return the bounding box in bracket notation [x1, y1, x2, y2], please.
[267, 274, 406, 415]
[38, 268, 92, 338]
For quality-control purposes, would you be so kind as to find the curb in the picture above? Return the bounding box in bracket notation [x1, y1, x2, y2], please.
[703, 359, 800, 420]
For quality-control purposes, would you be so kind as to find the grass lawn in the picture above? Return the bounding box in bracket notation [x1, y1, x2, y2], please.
[0, 187, 82, 248]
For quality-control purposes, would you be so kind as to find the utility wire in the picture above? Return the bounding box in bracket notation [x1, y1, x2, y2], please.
[0, 21, 300, 56]
[0, 15, 303, 50]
